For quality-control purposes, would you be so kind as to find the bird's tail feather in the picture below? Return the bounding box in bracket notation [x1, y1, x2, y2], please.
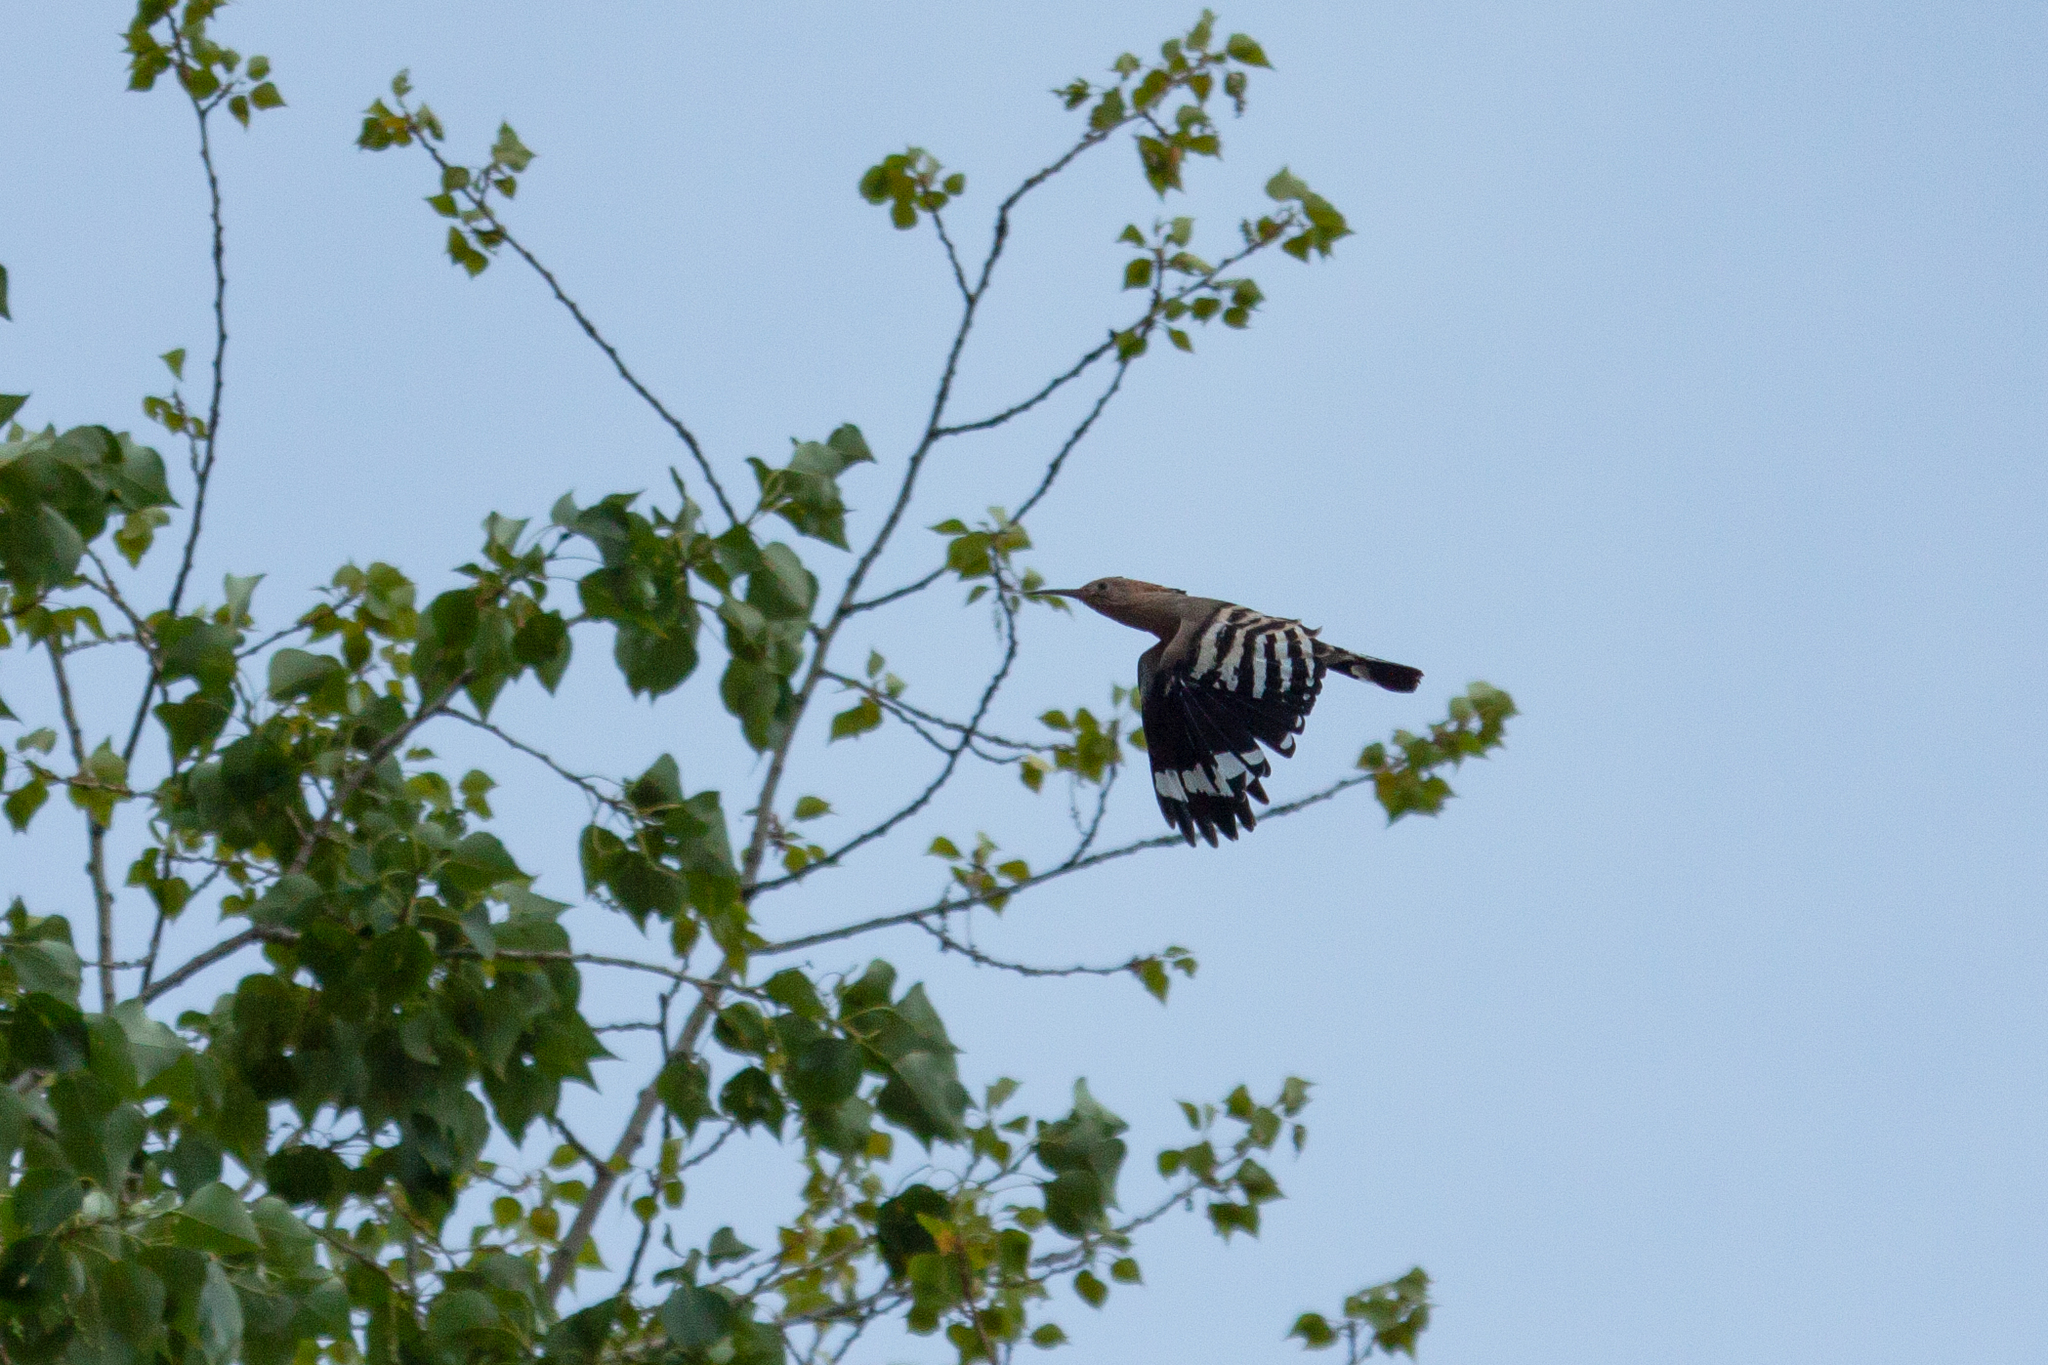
[1318, 645, 1423, 693]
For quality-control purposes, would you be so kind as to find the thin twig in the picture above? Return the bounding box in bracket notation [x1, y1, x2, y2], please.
[749, 578, 1024, 897]
[1014, 360, 1130, 523]
[677, 1121, 737, 1173]
[933, 336, 1119, 438]
[931, 211, 972, 304]
[447, 707, 631, 815]
[845, 565, 946, 617]
[620, 1205, 658, 1296]
[760, 773, 1374, 957]
[820, 671, 1050, 757]
[81, 550, 160, 668]
[919, 919, 1143, 980]
[235, 620, 308, 660]
[409, 134, 739, 527]
[126, 72, 232, 767]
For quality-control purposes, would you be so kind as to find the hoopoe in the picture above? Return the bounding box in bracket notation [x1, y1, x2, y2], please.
[1043, 578, 1422, 847]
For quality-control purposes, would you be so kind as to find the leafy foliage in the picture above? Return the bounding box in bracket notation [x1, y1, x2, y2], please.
[1290, 1268, 1433, 1360]
[0, 8, 1518, 1365]
[1358, 683, 1518, 822]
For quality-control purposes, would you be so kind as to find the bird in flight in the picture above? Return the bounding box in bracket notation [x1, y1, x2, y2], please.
[1041, 578, 1421, 847]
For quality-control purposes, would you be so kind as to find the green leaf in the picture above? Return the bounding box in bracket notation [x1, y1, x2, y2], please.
[266, 647, 343, 701]
[9, 1169, 84, 1233]
[491, 122, 535, 172]
[1206, 1199, 1259, 1239]
[175, 1181, 263, 1254]
[1290, 1312, 1337, 1348]
[1226, 33, 1271, 67]
[0, 395, 24, 427]
[0, 263, 9, 319]
[1074, 1269, 1107, 1308]
[829, 695, 882, 742]
[447, 225, 489, 275]
[263, 1145, 347, 1208]
[762, 968, 825, 1018]
[719, 1065, 786, 1136]
[706, 1225, 755, 1265]
[656, 1055, 714, 1135]
[659, 1285, 734, 1350]
[1030, 1324, 1068, 1348]
[194, 1259, 243, 1365]
[5, 778, 49, 832]
[876, 1184, 949, 1278]
[6, 938, 81, 999]
[786, 1035, 862, 1109]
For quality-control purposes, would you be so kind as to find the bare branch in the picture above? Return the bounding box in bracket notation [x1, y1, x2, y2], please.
[125, 76, 233, 768]
[933, 336, 1119, 439]
[447, 706, 631, 817]
[81, 550, 160, 669]
[138, 925, 271, 1005]
[930, 211, 972, 304]
[845, 565, 946, 617]
[413, 136, 739, 527]
[760, 773, 1374, 957]
[235, 620, 310, 660]
[540, 962, 731, 1303]
[749, 583, 1023, 898]
[919, 917, 1145, 981]
[1014, 359, 1130, 523]
[820, 670, 1052, 756]
[495, 226, 741, 527]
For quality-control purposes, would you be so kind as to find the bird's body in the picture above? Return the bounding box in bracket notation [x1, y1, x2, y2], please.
[1045, 578, 1421, 846]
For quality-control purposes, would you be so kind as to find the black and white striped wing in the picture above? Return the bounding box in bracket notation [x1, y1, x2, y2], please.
[1143, 607, 1327, 846]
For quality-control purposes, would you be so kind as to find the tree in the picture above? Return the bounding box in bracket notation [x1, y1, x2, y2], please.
[0, 6, 1514, 1364]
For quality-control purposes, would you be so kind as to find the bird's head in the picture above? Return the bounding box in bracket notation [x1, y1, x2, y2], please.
[1038, 577, 1188, 635]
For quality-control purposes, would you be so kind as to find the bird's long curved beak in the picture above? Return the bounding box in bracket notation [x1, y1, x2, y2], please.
[1032, 587, 1083, 598]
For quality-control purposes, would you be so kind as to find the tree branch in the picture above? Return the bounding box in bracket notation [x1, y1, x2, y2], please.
[759, 773, 1374, 957]
[1014, 359, 1130, 523]
[748, 582, 1023, 898]
[845, 565, 946, 617]
[540, 109, 1181, 1313]
[138, 925, 272, 1005]
[919, 917, 1147, 981]
[447, 706, 631, 817]
[820, 671, 1052, 756]
[540, 963, 729, 1304]
[46, 642, 117, 1013]
[125, 74, 232, 768]
[933, 336, 1119, 439]
[412, 134, 739, 527]
[930, 211, 972, 304]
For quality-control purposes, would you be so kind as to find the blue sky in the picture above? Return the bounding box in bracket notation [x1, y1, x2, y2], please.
[4, 4, 2045, 1362]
